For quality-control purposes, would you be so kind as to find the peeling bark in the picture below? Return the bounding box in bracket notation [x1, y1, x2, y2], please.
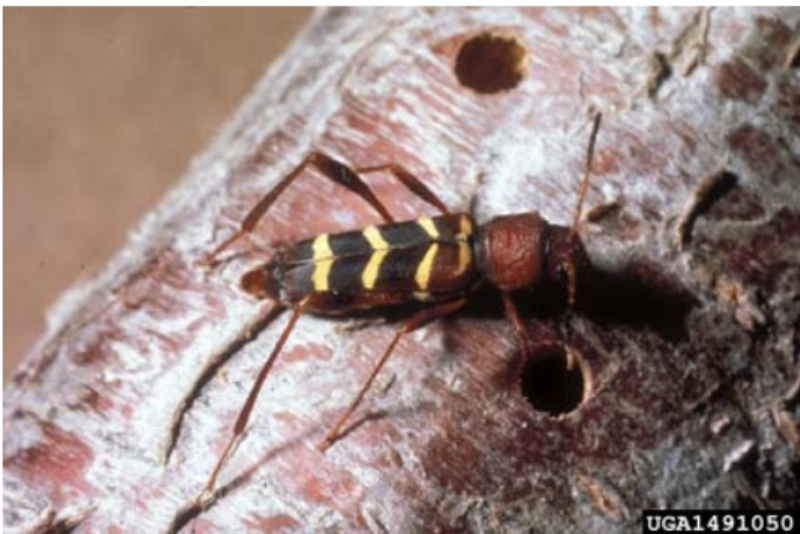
[4, 7, 800, 533]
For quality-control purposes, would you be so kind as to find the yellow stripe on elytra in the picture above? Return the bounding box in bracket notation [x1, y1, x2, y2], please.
[456, 243, 472, 275]
[363, 225, 389, 250]
[362, 250, 388, 290]
[418, 216, 439, 239]
[311, 234, 334, 291]
[362, 226, 390, 290]
[415, 244, 439, 290]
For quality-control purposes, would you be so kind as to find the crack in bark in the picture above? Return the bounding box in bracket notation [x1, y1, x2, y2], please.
[585, 199, 622, 224]
[634, 7, 713, 100]
[29, 509, 89, 534]
[642, 52, 673, 100]
[162, 303, 286, 464]
[576, 473, 628, 522]
[674, 7, 712, 76]
[675, 164, 738, 248]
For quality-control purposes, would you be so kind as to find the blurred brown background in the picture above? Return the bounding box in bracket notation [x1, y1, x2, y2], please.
[4, 8, 312, 379]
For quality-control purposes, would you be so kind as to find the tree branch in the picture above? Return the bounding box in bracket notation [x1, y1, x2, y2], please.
[5, 7, 799, 533]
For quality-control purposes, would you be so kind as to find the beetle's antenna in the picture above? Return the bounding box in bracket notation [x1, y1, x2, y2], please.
[569, 112, 603, 243]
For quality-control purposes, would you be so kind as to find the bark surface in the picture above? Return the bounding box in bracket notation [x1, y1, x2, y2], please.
[4, 7, 800, 534]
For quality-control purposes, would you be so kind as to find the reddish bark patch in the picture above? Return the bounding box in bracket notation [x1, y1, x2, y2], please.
[421, 425, 490, 493]
[749, 17, 794, 71]
[716, 59, 767, 103]
[703, 185, 767, 223]
[65, 385, 115, 415]
[283, 340, 333, 364]
[748, 207, 800, 266]
[301, 466, 361, 506]
[287, 447, 365, 518]
[774, 77, 800, 134]
[244, 513, 300, 533]
[70, 333, 114, 367]
[5, 423, 96, 500]
[727, 124, 783, 184]
[698, 207, 800, 287]
[590, 146, 621, 176]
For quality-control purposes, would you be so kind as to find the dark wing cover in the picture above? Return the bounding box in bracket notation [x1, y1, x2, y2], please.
[274, 214, 476, 305]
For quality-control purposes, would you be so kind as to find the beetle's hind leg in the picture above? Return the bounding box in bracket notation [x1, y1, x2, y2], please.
[198, 297, 305, 501]
[356, 163, 451, 215]
[318, 297, 466, 451]
[205, 152, 396, 264]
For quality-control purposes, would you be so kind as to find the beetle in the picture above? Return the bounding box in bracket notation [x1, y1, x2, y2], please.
[199, 113, 602, 498]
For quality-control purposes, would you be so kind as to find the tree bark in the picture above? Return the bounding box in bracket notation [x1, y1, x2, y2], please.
[4, 7, 799, 534]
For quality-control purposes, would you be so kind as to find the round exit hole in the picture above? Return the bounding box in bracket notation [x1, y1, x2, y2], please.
[521, 344, 589, 416]
[455, 31, 528, 94]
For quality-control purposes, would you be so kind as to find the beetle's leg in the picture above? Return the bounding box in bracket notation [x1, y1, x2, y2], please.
[502, 292, 569, 386]
[502, 291, 532, 359]
[502, 291, 539, 383]
[199, 298, 307, 500]
[318, 297, 467, 451]
[356, 163, 451, 215]
[206, 152, 395, 263]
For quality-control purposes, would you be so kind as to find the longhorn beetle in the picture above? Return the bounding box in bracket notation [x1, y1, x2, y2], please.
[200, 113, 602, 498]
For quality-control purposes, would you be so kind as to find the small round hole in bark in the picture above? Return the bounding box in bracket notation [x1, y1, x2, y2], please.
[455, 31, 528, 94]
[521, 344, 588, 416]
